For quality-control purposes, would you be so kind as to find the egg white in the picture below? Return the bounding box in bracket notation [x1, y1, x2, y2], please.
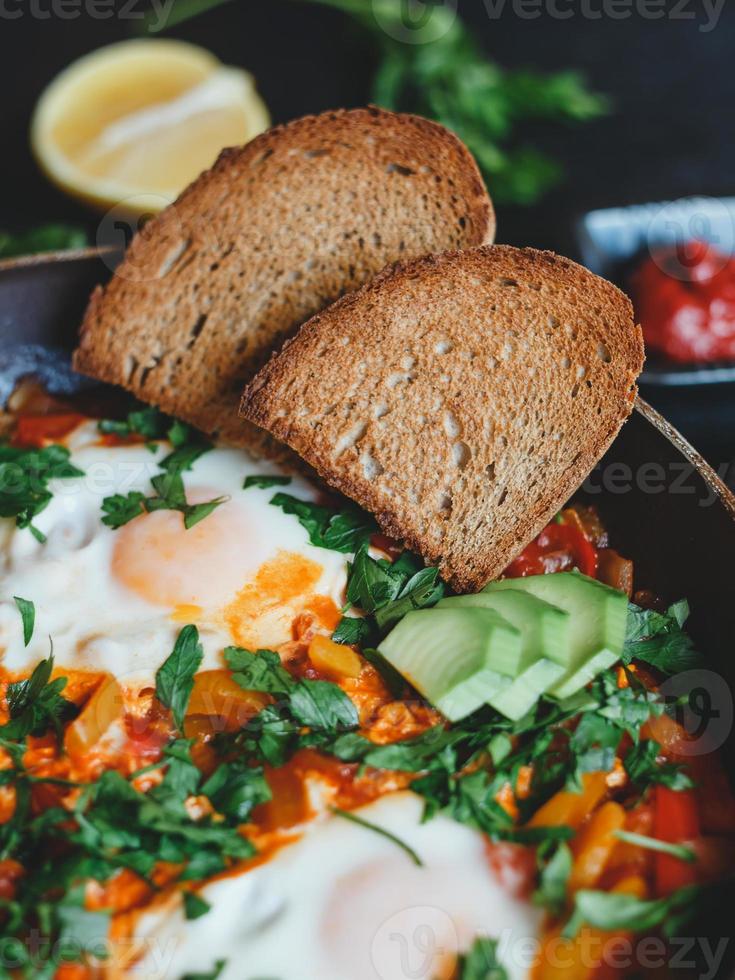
[0, 421, 347, 687]
[129, 792, 541, 980]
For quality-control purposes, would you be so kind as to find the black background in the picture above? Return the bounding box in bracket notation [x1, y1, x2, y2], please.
[0, 0, 733, 469]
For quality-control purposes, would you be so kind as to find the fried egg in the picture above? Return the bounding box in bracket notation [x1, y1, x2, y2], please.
[129, 792, 542, 980]
[0, 421, 347, 688]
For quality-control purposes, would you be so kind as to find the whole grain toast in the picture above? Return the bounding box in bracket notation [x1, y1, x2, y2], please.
[241, 246, 644, 591]
[74, 106, 494, 452]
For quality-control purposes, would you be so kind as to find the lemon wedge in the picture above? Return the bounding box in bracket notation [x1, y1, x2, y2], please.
[31, 39, 270, 217]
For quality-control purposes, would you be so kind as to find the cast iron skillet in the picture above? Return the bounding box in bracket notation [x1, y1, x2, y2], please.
[1, 249, 734, 976]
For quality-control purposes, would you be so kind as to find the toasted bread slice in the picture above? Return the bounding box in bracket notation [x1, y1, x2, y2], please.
[241, 246, 644, 591]
[74, 106, 493, 451]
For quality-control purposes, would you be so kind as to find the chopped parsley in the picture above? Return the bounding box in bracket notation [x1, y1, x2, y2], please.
[269, 492, 377, 553]
[98, 406, 212, 471]
[102, 471, 227, 531]
[243, 474, 292, 490]
[224, 647, 359, 766]
[100, 408, 220, 529]
[534, 841, 572, 916]
[98, 406, 171, 441]
[155, 625, 204, 729]
[623, 600, 701, 675]
[334, 546, 445, 646]
[457, 936, 508, 980]
[623, 739, 693, 791]
[0, 443, 84, 541]
[0, 653, 76, 742]
[564, 884, 702, 939]
[183, 891, 211, 920]
[13, 596, 35, 647]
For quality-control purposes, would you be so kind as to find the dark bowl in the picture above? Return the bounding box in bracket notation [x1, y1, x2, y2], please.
[1, 249, 734, 976]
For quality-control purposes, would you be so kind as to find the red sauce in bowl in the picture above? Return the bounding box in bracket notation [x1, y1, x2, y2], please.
[630, 240, 735, 363]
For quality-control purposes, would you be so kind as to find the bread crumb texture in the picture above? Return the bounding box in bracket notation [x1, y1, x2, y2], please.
[73, 106, 493, 455]
[241, 246, 644, 591]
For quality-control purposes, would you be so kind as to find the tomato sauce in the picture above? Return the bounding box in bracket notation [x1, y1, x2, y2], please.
[630, 240, 735, 363]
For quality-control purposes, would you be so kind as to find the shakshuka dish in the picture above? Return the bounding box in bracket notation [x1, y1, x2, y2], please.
[0, 385, 732, 980]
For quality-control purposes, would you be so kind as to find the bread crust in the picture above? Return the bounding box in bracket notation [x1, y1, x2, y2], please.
[73, 106, 494, 453]
[241, 245, 644, 591]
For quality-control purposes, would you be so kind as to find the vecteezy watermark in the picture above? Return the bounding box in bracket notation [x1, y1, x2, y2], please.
[582, 459, 735, 508]
[369, 915, 730, 980]
[644, 197, 735, 281]
[366, 0, 727, 37]
[370, 0, 458, 44]
[659, 668, 734, 756]
[478, 0, 725, 33]
[0, 0, 174, 29]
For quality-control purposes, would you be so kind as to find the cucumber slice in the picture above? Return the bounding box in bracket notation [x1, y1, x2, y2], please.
[377, 607, 521, 722]
[438, 590, 570, 672]
[487, 658, 565, 721]
[484, 572, 628, 697]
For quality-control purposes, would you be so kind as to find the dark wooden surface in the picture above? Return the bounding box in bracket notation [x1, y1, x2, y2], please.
[0, 0, 733, 468]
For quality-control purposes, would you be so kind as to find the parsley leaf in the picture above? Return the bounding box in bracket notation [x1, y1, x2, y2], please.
[101, 491, 147, 528]
[623, 601, 701, 675]
[243, 474, 292, 490]
[98, 406, 169, 441]
[155, 626, 204, 729]
[534, 841, 572, 916]
[102, 473, 226, 531]
[1, 655, 76, 741]
[374, 565, 444, 632]
[183, 892, 211, 921]
[222, 648, 360, 765]
[269, 492, 377, 553]
[226, 647, 358, 731]
[225, 647, 295, 696]
[289, 680, 359, 730]
[456, 936, 508, 980]
[331, 614, 372, 647]
[564, 885, 701, 939]
[148, 472, 228, 529]
[100, 408, 213, 473]
[0, 443, 84, 541]
[338, 545, 444, 645]
[200, 761, 271, 822]
[13, 596, 35, 647]
[623, 739, 694, 791]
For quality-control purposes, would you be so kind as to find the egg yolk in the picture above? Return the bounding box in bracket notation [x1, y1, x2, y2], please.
[224, 551, 324, 649]
[112, 491, 257, 608]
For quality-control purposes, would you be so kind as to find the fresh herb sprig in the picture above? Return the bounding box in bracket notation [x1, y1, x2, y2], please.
[143, 0, 608, 205]
[0, 224, 87, 260]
